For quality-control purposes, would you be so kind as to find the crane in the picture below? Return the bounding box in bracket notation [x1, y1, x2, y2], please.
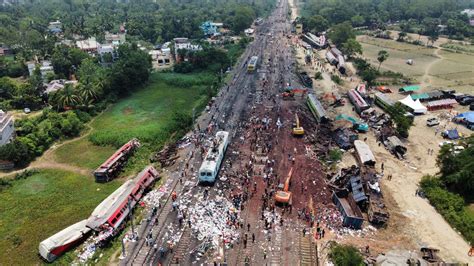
[292, 114, 305, 135]
[275, 168, 294, 204]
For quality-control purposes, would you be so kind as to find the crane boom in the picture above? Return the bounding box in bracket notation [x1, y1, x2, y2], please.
[283, 167, 293, 192]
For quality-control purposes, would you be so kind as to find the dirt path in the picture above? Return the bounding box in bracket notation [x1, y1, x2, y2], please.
[367, 118, 473, 263]
[0, 111, 105, 178]
[419, 46, 443, 89]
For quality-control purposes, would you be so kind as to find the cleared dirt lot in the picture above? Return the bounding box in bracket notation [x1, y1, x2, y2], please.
[357, 35, 474, 94]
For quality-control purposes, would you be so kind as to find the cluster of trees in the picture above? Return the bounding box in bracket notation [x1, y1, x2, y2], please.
[0, 110, 88, 167]
[303, 0, 473, 39]
[0, 44, 151, 167]
[0, 57, 27, 78]
[328, 22, 362, 58]
[328, 242, 364, 266]
[385, 103, 414, 138]
[420, 136, 474, 243]
[0, 0, 273, 59]
[49, 44, 151, 111]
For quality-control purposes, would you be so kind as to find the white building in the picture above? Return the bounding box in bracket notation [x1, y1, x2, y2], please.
[0, 110, 14, 146]
[76, 37, 99, 53]
[149, 50, 172, 68]
[27, 61, 55, 80]
[48, 20, 62, 34]
[104, 32, 126, 46]
[461, 9, 474, 18]
[45, 79, 78, 94]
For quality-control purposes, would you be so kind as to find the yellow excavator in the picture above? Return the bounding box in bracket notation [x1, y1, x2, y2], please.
[292, 114, 305, 135]
[275, 168, 294, 205]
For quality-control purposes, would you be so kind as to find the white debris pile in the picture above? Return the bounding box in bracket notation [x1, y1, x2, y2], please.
[334, 224, 377, 238]
[162, 224, 185, 246]
[142, 178, 173, 206]
[188, 196, 240, 249]
[76, 238, 97, 262]
[76, 226, 115, 263]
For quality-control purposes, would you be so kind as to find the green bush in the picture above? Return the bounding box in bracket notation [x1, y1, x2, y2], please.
[420, 175, 474, 244]
[329, 243, 364, 266]
[0, 110, 85, 167]
[331, 75, 343, 85]
[314, 71, 323, 80]
[329, 148, 343, 162]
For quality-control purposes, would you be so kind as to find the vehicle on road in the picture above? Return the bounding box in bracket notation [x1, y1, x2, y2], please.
[460, 96, 474, 106]
[426, 117, 440, 127]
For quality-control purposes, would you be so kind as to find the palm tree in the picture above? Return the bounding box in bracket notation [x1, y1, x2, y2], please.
[57, 83, 79, 110]
[377, 50, 389, 71]
[77, 83, 98, 103]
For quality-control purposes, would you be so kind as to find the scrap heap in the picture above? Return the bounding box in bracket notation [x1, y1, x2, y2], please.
[328, 165, 389, 227]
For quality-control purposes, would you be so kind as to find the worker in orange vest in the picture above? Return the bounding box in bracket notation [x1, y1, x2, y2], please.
[172, 191, 177, 202]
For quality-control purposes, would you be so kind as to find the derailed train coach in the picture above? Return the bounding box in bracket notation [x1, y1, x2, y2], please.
[39, 166, 159, 262]
[199, 131, 229, 183]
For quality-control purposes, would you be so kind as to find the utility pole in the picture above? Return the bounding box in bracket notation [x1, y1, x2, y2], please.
[128, 197, 136, 241]
[192, 107, 196, 128]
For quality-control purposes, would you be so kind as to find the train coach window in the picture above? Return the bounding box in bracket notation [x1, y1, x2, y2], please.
[207, 172, 212, 176]
[200, 172, 206, 176]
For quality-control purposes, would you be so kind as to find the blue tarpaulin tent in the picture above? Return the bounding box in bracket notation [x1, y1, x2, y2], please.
[456, 112, 474, 124]
[443, 129, 460, 140]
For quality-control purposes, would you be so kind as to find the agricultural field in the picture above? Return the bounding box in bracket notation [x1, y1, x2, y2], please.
[357, 35, 474, 93]
[0, 169, 122, 265]
[53, 71, 213, 173]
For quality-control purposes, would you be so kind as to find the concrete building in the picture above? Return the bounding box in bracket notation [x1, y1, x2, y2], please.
[27, 61, 55, 80]
[173, 38, 202, 62]
[76, 37, 99, 53]
[104, 32, 126, 46]
[149, 50, 173, 69]
[0, 110, 14, 146]
[48, 20, 62, 34]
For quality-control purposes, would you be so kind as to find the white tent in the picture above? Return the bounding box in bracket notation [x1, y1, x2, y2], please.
[398, 96, 427, 114]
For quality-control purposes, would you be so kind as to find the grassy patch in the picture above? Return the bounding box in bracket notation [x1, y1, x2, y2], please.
[0, 169, 122, 265]
[54, 138, 116, 170]
[54, 71, 212, 171]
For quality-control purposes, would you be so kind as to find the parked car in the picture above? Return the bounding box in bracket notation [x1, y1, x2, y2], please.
[470, 103, 474, 111]
[426, 117, 440, 127]
[460, 96, 474, 106]
[439, 141, 453, 147]
[24, 108, 31, 114]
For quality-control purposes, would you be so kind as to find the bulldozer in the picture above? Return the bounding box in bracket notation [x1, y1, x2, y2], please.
[292, 114, 305, 135]
[275, 168, 294, 205]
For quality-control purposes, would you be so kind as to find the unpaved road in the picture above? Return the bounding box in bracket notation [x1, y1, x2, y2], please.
[368, 115, 473, 263]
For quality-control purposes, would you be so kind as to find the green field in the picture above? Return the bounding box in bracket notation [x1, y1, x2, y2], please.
[357, 35, 474, 93]
[0, 169, 122, 265]
[54, 72, 213, 172]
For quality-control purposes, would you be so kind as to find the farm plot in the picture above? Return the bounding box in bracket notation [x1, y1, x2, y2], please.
[358, 35, 474, 93]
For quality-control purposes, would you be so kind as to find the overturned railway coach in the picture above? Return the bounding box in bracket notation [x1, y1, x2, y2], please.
[87, 166, 159, 231]
[307, 94, 329, 123]
[199, 131, 229, 183]
[93, 138, 140, 182]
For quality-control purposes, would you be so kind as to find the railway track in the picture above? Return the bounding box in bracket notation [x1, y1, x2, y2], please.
[169, 227, 191, 265]
[298, 235, 317, 266]
[125, 152, 194, 265]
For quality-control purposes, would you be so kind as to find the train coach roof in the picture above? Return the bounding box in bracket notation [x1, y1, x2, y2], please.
[86, 180, 135, 230]
[39, 219, 90, 261]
